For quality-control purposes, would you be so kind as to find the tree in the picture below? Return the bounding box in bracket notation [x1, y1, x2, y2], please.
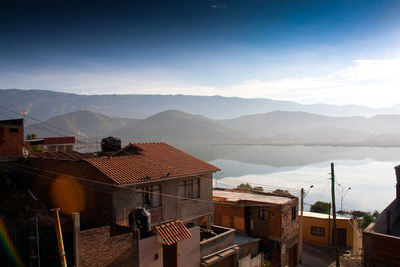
[26, 133, 37, 140]
[359, 213, 375, 229]
[253, 186, 264, 192]
[310, 201, 330, 214]
[236, 183, 253, 191]
[26, 133, 41, 152]
[236, 183, 263, 192]
[272, 189, 291, 196]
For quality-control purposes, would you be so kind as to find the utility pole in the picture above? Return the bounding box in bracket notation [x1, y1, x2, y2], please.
[51, 208, 67, 267]
[331, 163, 340, 267]
[298, 188, 304, 264]
[72, 212, 81, 267]
[328, 203, 331, 247]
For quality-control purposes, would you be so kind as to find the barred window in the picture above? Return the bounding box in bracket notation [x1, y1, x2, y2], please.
[311, 226, 325, 236]
[292, 206, 297, 221]
[135, 185, 161, 208]
[179, 178, 200, 200]
[258, 207, 268, 220]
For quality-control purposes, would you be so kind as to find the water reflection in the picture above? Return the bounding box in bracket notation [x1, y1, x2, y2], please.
[177, 144, 400, 213]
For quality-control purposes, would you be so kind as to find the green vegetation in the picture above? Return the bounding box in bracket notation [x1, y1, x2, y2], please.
[272, 189, 291, 196]
[26, 133, 41, 152]
[357, 212, 378, 230]
[310, 201, 330, 214]
[236, 183, 263, 192]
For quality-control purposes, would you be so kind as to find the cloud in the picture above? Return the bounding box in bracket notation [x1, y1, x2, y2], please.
[1, 59, 399, 107]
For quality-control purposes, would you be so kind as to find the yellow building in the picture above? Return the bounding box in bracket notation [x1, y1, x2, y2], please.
[300, 211, 362, 255]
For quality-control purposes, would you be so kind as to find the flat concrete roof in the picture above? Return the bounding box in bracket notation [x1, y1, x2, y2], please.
[234, 234, 260, 245]
[213, 189, 295, 205]
[301, 211, 350, 220]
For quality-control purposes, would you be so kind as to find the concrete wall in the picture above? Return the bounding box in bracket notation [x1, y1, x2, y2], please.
[139, 235, 163, 267]
[27, 159, 114, 229]
[130, 173, 214, 226]
[238, 253, 263, 267]
[200, 225, 236, 257]
[178, 226, 201, 267]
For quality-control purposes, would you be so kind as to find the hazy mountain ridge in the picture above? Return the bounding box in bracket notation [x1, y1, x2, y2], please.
[2, 89, 400, 121]
[22, 109, 400, 147]
[111, 110, 249, 143]
[25, 110, 138, 138]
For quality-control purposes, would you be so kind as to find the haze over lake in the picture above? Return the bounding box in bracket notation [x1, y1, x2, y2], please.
[177, 144, 400, 213]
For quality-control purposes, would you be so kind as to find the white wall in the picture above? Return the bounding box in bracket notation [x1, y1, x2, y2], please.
[178, 226, 201, 267]
[139, 235, 163, 267]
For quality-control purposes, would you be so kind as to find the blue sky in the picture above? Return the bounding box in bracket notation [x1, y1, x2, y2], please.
[1, 0, 400, 107]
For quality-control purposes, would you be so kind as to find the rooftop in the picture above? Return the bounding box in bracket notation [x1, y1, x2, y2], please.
[213, 188, 296, 205]
[301, 211, 350, 220]
[29, 142, 220, 185]
[155, 220, 191, 245]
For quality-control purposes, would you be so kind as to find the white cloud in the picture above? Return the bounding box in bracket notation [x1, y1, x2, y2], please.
[1, 59, 400, 107]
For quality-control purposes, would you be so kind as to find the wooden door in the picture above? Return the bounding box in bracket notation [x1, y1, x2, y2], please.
[163, 243, 177, 267]
[332, 228, 347, 248]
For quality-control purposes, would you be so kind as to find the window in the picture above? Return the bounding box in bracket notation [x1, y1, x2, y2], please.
[135, 185, 161, 208]
[311, 226, 325, 236]
[291, 206, 297, 221]
[258, 207, 268, 220]
[179, 178, 200, 200]
[9, 128, 18, 133]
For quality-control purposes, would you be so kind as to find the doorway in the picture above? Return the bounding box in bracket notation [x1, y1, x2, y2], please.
[332, 228, 347, 248]
[163, 243, 177, 267]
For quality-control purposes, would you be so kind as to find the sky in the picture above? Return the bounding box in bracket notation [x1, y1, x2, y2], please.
[1, 0, 400, 107]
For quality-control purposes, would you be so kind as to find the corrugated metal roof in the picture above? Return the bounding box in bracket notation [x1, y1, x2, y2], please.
[213, 189, 296, 205]
[155, 220, 191, 245]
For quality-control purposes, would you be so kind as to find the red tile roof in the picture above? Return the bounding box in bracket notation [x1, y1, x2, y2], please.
[43, 136, 76, 145]
[85, 142, 220, 185]
[30, 151, 89, 160]
[155, 220, 191, 245]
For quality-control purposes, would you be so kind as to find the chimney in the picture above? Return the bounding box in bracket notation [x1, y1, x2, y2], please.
[395, 165, 400, 199]
[0, 119, 24, 159]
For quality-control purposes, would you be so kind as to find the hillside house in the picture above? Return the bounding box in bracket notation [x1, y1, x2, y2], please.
[363, 165, 400, 267]
[300, 211, 362, 255]
[213, 188, 299, 267]
[25, 136, 76, 152]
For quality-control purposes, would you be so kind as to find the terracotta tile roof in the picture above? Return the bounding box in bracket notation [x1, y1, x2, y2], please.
[43, 136, 76, 145]
[85, 142, 220, 185]
[29, 151, 89, 161]
[155, 220, 191, 245]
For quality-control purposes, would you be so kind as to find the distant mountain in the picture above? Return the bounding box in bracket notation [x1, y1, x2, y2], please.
[221, 111, 400, 145]
[25, 110, 138, 138]
[1, 89, 400, 121]
[111, 110, 249, 143]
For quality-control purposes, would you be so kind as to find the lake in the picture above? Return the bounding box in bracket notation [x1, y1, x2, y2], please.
[176, 144, 400, 213]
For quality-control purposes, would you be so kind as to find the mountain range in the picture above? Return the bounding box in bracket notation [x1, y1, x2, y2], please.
[23, 109, 400, 146]
[2, 89, 400, 120]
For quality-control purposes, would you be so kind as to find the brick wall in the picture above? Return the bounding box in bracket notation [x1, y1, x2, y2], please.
[81, 226, 134, 267]
[214, 203, 245, 233]
[0, 120, 24, 158]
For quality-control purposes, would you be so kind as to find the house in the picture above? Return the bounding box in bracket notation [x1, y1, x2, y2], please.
[25, 136, 76, 152]
[25, 141, 254, 266]
[213, 188, 299, 267]
[363, 165, 400, 267]
[0, 119, 26, 160]
[300, 211, 362, 254]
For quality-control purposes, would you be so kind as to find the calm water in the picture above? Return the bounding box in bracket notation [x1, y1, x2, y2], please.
[177, 144, 400, 213]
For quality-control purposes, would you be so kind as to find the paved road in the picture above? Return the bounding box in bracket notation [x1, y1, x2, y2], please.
[302, 242, 336, 267]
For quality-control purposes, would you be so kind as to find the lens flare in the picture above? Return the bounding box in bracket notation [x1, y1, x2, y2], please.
[0, 217, 24, 267]
[50, 175, 85, 215]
